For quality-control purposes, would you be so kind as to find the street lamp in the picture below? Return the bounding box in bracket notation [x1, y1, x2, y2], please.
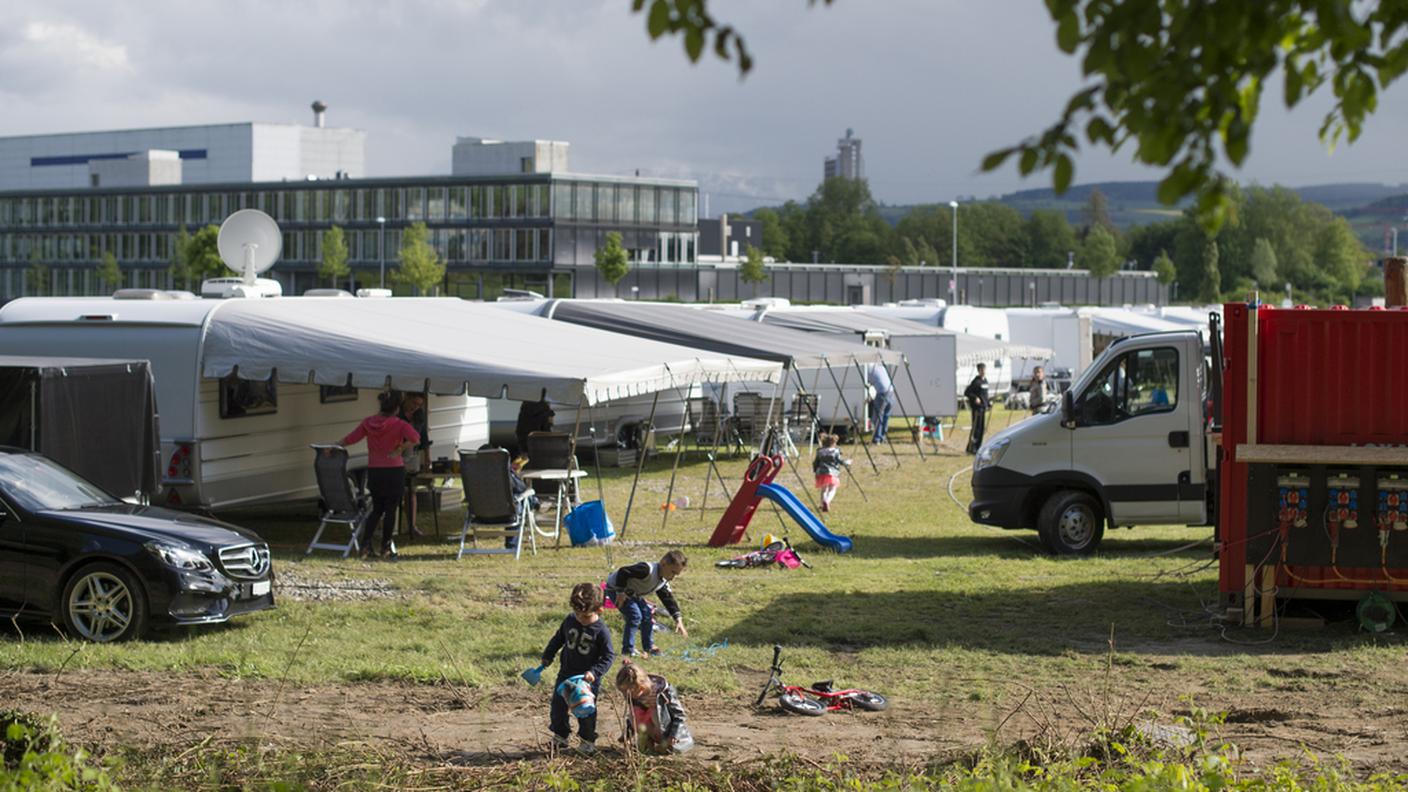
[948, 200, 959, 306]
[376, 216, 387, 289]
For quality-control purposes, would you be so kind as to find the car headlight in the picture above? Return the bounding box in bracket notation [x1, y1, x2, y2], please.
[146, 541, 215, 573]
[973, 438, 1011, 473]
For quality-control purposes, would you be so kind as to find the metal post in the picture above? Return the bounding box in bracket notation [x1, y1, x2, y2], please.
[949, 200, 959, 306]
[586, 399, 605, 502]
[659, 372, 689, 531]
[823, 360, 880, 475]
[618, 390, 660, 539]
[901, 357, 942, 453]
[793, 366, 866, 501]
[884, 360, 926, 460]
[377, 216, 387, 289]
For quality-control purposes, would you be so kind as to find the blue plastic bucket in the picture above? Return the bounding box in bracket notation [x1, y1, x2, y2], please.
[565, 500, 614, 546]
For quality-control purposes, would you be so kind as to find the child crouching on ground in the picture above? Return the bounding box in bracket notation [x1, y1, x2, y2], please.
[604, 550, 688, 657]
[616, 659, 693, 754]
[812, 434, 848, 512]
[541, 582, 614, 753]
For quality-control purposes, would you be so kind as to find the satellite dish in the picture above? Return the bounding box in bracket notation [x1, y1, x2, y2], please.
[218, 210, 282, 286]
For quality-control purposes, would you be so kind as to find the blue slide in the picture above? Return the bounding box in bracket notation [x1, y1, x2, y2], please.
[756, 483, 853, 553]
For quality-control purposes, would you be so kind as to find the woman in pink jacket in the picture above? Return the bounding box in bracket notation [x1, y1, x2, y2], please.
[340, 390, 420, 558]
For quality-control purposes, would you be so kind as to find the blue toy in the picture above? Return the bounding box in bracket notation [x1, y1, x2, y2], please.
[556, 674, 596, 718]
[521, 664, 545, 686]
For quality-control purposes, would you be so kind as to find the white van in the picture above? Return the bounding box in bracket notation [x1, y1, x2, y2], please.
[0, 294, 487, 510]
[968, 329, 1210, 554]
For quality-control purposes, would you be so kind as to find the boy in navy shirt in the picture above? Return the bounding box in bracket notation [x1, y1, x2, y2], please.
[541, 582, 615, 753]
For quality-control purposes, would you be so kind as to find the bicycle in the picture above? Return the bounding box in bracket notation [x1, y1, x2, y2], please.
[754, 645, 888, 716]
[715, 538, 811, 570]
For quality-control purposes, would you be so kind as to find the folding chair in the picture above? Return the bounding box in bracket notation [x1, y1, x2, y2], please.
[525, 430, 580, 508]
[457, 449, 537, 560]
[306, 444, 369, 558]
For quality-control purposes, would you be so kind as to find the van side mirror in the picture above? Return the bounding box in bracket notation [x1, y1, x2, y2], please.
[1061, 391, 1076, 429]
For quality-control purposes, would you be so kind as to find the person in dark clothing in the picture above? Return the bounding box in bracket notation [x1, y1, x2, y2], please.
[541, 582, 615, 753]
[604, 550, 688, 657]
[399, 392, 432, 537]
[515, 396, 555, 456]
[964, 363, 990, 455]
[1029, 366, 1047, 416]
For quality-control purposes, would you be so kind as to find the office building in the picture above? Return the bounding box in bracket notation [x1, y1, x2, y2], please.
[822, 128, 864, 181]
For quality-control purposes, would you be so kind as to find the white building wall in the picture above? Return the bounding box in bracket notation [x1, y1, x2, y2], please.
[249, 125, 302, 183]
[88, 149, 183, 188]
[453, 137, 569, 175]
[298, 127, 366, 178]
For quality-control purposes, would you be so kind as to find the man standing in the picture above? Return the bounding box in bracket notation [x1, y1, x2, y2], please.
[964, 363, 989, 454]
[1029, 366, 1047, 416]
[867, 361, 894, 445]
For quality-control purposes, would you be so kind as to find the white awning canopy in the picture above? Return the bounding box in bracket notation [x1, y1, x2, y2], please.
[199, 298, 783, 406]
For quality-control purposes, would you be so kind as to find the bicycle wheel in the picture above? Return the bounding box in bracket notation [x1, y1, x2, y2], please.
[778, 691, 827, 716]
[716, 558, 747, 568]
[844, 691, 888, 712]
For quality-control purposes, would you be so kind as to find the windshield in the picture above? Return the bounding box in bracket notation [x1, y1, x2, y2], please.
[0, 454, 122, 512]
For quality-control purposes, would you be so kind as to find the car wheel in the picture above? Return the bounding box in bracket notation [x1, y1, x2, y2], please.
[61, 563, 148, 643]
[1037, 491, 1104, 556]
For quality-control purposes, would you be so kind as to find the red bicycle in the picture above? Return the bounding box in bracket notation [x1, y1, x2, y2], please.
[755, 645, 888, 716]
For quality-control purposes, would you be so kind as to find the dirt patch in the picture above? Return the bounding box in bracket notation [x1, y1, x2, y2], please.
[3, 667, 1407, 774]
[273, 568, 400, 602]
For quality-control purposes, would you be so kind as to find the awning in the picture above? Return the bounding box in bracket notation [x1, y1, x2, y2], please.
[1081, 307, 1185, 337]
[199, 298, 783, 406]
[539, 300, 902, 369]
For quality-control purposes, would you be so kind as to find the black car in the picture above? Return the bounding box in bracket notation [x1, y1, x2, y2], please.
[0, 449, 274, 642]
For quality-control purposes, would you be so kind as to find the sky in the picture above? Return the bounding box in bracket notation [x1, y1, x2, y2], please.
[3, 0, 1408, 215]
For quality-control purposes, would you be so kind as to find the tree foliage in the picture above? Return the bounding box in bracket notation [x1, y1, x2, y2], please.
[740, 244, 768, 284]
[185, 225, 230, 282]
[1152, 250, 1176, 285]
[168, 225, 192, 289]
[96, 252, 122, 291]
[1199, 239, 1222, 303]
[319, 225, 351, 287]
[1249, 237, 1279, 287]
[1080, 225, 1120, 279]
[594, 231, 630, 288]
[1025, 209, 1078, 269]
[636, 2, 1408, 232]
[751, 208, 790, 259]
[392, 222, 445, 294]
[25, 249, 47, 296]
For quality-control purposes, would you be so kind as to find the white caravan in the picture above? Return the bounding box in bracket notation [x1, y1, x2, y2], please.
[1006, 307, 1095, 379]
[968, 329, 1210, 554]
[0, 294, 487, 510]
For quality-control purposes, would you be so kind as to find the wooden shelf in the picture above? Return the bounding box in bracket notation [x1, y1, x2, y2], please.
[1236, 443, 1408, 466]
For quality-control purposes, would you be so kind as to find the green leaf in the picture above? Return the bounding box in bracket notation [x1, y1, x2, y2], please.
[647, 0, 670, 38]
[1019, 148, 1039, 175]
[1157, 164, 1198, 205]
[1284, 63, 1304, 105]
[684, 28, 704, 61]
[981, 148, 1014, 171]
[1053, 154, 1073, 193]
[1055, 11, 1080, 54]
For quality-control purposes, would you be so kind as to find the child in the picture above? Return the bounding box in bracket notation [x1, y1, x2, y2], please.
[604, 550, 689, 657]
[812, 434, 848, 512]
[616, 659, 693, 754]
[540, 582, 615, 753]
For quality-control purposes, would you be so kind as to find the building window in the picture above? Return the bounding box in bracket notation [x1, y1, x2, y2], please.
[513, 186, 527, 218]
[493, 229, 510, 261]
[597, 185, 616, 222]
[220, 375, 278, 419]
[520, 156, 533, 173]
[449, 187, 467, 221]
[427, 188, 446, 221]
[617, 186, 634, 225]
[469, 186, 486, 219]
[385, 189, 403, 220]
[319, 384, 358, 404]
[538, 228, 552, 262]
[406, 187, 424, 221]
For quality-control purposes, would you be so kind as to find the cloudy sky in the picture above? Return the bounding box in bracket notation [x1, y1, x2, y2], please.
[4, 0, 1407, 213]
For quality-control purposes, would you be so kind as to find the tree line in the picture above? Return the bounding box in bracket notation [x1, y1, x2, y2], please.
[748, 178, 1378, 304]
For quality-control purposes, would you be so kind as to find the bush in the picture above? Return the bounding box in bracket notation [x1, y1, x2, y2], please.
[0, 710, 117, 791]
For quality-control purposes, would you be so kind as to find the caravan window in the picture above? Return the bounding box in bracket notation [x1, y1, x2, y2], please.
[319, 384, 358, 404]
[219, 375, 278, 419]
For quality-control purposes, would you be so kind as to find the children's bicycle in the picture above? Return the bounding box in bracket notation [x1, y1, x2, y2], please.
[754, 645, 888, 716]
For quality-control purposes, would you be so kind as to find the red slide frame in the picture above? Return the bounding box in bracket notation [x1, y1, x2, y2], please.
[708, 453, 784, 547]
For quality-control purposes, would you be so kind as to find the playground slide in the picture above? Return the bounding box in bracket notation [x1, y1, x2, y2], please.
[756, 483, 853, 553]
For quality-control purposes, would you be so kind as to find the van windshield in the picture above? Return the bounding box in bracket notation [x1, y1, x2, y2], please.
[0, 454, 122, 512]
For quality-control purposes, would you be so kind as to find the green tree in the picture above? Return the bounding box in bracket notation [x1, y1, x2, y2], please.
[1249, 237, 1279, 287]
[25, 249, 48, 296]
[1082, 188, 1117, 239]
[1199, 239, 1222, 303]
[594, 231, 630, 293]
[636, 2, 1408, 230]
[392, 222, 445, 295]
[319, 226, 351, 288]
[739, 244, 767, 284]
[169, 225, 192, 289]
[1080, 225, 1119, 279]
[752, 208, 790, 260]
[96, 251, 123, 292]
[1152, 250, 1176, 285]
[1024, 209, 1077, 268]
[185, 225, 231, 282]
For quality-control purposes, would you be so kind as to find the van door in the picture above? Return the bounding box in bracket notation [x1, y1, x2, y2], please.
[1178, 346, 1210, 524]
[1070, 344, 1189, 524]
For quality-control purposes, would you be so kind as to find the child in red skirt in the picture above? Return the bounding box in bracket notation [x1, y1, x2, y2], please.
[812, 434, 848, 512]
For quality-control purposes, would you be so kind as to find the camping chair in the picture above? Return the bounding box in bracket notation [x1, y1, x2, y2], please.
[524, 431, 579, 507]
[457, 448, 537, 560]
[306, 444, 369, 558]
[733, 392, 778, 445]
[787, 393, 820, 448]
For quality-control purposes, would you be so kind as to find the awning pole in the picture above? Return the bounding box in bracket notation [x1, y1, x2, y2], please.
[824, 360, 879, 475]
[659, 370, 689, 532]
[797, 366, 867, 501]
[759, 369, 784, 457]
[902, 357, 943, 453]
[885, 358, 927, 460]
[856, 359, 903, 468]
[774, 363, 823, 514]
[569, 392, 585, 508]
[618, 389, 660, 539]
[586, 397, 605, 502]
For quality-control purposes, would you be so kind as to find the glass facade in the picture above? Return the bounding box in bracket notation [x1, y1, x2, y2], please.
[0, 174, 698, 298]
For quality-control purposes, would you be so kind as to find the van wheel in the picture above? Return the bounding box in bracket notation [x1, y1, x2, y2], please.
[1037, 491, 1104, 556]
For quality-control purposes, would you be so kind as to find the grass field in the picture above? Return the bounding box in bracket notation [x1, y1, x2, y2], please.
[3, 410, 1408, 789]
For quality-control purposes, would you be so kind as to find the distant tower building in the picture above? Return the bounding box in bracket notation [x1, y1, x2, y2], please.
[822, 128, 864, 181]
